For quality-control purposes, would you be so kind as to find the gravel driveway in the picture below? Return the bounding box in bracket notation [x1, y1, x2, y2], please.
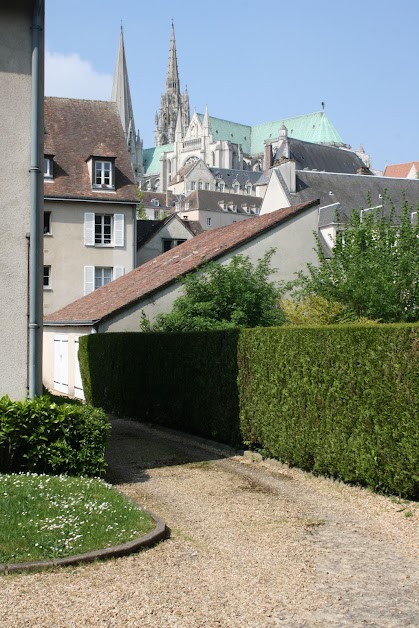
[0, 418, 418, 627]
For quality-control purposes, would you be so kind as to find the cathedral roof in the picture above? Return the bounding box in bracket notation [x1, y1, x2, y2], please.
[143, 144, 174, 174]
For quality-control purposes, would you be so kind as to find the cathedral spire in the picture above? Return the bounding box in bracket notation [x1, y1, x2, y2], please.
[166, 21, 180, 94]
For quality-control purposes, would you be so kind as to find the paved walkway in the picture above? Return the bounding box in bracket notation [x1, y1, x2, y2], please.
[0, 418, 418, 627]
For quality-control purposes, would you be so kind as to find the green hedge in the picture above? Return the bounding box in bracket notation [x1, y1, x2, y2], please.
[79, 330, 241, 446]
[238, 324, 419, 498]
[0, 396, 110, 476]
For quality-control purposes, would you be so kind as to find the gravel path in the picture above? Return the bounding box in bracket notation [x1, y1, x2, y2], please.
[0, 418, 418, 627]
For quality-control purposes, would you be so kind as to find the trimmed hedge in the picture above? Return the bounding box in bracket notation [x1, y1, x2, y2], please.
[238, 324, 419, 498]
[0, 396, 110, 476]
[79, 330, 241, 446]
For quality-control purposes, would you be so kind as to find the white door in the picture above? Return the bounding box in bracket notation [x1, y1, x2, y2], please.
[53, 335, 69, 394]
[74, 337, 85, 400]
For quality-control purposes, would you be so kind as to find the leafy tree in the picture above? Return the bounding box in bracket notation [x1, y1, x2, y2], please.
[136, 188, 148, 220]
[140, 250, 285, 332]
[289, 197, 419, 323]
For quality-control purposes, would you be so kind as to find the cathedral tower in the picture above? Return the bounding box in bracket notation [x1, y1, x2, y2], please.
[155, 22, 190, 146]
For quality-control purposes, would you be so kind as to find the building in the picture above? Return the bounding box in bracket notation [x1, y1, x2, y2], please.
[0, 1, 44, 399]
[176, 190, 263, 230]
[136, 214, 202, 266]
[384, 162, 419, 179]
[43, 97, 138, 316]
[43, 199, 320, 397]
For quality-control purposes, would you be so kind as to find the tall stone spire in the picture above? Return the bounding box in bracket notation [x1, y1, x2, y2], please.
[155, 22, 190, 147]
[166, 21, 180, 94]
[112, 26, 143, 180]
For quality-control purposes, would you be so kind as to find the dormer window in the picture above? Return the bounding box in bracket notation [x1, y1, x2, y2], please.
[94, 160, 114, 189]
[152, 199, 160, 207]
[219, 183, 225, 192]
[233, 184, 239, 194]
[246, 185, 252, 195]
[44, 155, 53, 180]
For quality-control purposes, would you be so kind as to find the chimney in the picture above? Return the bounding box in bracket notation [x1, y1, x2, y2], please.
[264, 142, 273, 173]
[279, 160, 296, 193]
[357, 166, 371, 176]
[166, 189, 173, 206]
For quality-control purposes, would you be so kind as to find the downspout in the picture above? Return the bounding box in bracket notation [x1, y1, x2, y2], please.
[28, 0, 44, 398]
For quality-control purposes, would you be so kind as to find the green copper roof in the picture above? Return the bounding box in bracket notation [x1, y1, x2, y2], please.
[198, 114, 252, 154]
[143, 144, 174, 174]
[251, 111, 344, 154]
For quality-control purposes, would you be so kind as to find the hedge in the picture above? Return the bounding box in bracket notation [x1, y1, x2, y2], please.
[78, 330, 241, 446]
[238, 324, 419, 498]
[0, 396, 110, 476]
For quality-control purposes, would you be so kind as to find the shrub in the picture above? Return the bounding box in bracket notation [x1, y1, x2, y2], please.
[0, 396, 110, 476]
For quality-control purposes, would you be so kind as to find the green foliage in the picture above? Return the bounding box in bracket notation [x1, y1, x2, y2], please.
[238, 324, 419, 498]
[136, 188, 148, 220]
[79, 331, 241, 446]
[141, 250, 285, 332]
[291, 197, 419, 322]
[280, 295, 363, 325]
[0, 396, 110, 476]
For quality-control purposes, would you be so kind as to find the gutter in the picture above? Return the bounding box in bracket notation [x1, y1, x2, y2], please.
[28, 0, 44, 398]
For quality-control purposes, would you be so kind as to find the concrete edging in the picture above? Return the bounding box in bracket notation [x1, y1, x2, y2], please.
[1, 508, 167, 575]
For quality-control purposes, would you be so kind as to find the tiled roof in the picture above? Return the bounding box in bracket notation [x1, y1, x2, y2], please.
[184, 190, 263, 213]
[274, 138, 370, 174]
[384, 162, 419, 178]
[44, 199, 318, 325]
[143, 144, 173, 174]
[141, 191, 173, 208]
[44, 97, 137, 203]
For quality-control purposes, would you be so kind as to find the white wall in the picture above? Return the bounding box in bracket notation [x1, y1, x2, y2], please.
[0, 5, 35, 398]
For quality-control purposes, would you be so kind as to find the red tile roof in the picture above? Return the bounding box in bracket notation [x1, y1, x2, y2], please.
[44, 199, 319, 325]
[44, 97, 138, 203]
[384, 162, 419, 178]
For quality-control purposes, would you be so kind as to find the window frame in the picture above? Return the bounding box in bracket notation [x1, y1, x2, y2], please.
[206, 217, 212, 227]
[44, 156, 53, 180]
[43, 211, 52, 235]
[95, 214, 112, 245]
[43, 265, 51, 289]
[93, 159, 114, 190]
[94, 266, 113, 290]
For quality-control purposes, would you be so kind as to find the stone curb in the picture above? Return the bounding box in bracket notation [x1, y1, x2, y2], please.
[0, 508, 167, 576]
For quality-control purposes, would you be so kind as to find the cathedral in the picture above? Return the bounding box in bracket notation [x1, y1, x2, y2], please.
[112, 24, 371, 195]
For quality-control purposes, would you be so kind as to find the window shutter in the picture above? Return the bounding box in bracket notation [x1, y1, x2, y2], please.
[84, 212, 95, 246]
[114, 214, 124, 247]
[84, 266, 94, 295]
[113, 266, 125, 280]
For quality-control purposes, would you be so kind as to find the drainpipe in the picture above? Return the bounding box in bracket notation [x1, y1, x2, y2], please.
[28, 0, 44, 398]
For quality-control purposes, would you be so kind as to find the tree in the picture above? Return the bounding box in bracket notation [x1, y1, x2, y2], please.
[140, 250, 285, 332]
[289, 197, 419, 323]
[136, 188, 148, 220]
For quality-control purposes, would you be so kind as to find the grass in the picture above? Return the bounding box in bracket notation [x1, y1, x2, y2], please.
[0, 473, 155, 564]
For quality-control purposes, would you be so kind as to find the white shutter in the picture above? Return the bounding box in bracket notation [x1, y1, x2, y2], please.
[84, 266, 95, 295]
[113, 213, 124, 247]
[84, 212, 95, 246]
[113, 266, 125, 280]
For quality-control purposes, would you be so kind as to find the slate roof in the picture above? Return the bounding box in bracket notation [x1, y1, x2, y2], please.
[184, 190, 263, 213]
[209, 168, 267, 188]
[44, 97, 138, 203]
[384, 162, 419, 178]
[269, 169, 419, 227]
[141, 191, 174, 208]
[44, 199, 318, 325]
[273, 139, 370, 174]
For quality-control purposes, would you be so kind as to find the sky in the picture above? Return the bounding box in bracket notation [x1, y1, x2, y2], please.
[45, 0, 419, 173]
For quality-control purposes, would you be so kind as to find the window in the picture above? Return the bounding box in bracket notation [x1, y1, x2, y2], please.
[154, 210, 160, 219]
[84, 213, 124, 247]
[94, 160, 114, 189]
[190, 181, 196, 191]
[84, 265, 124, 295]
[44, 211, 51, 235]
[207, 218, 212, 227]
[95, 214, 112, 244]
[152, 199, 160, 207]
[198, 181, 203, 190]
[162, 239, 187, 252]
[219, 183, 225, 192]
[44, 157, 53, 180]
[43, 266, 51, 289]
[184, 202, 190, 210]
[94, 267, 112, 289]
[205, 182, 210, 190]
[233, 184, 239, 193]
[246, 185, 252, 195]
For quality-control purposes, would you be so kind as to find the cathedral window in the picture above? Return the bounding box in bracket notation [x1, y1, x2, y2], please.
[198, 181, 203, 190]
[205, 183, 210, 190]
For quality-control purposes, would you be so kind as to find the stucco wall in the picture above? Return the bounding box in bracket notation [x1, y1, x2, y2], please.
[0, 6, 34, 398]
[43, 200, 136, 315]
[260, 170, 292, 214]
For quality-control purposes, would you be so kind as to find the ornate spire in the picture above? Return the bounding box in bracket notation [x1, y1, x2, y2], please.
[166, 21, 180, 94]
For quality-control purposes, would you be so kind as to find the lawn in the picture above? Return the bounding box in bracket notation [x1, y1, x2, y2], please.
[0, 473, 154, 564]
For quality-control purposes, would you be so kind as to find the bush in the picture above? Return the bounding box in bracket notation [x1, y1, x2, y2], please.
[238, 324, 419, 498]
[79, 331, 241, 446]
[0, 396, 110, 476]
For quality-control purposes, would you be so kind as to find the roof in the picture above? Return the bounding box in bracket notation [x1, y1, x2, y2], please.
[136, 214, 200, 248]
[384, 162, 419, 178]
[44, 199, 319, 325]
[44, 97, 138, 203]
[273, 138, 370, 174]
[270, 169, 419, 226]
[141, 191, 173, 208]
[143, 144, 173, 174]
[184, 190, 263, 213]
[209, 167, 267, 188]
[197, 114, 252, 153]
[250, 111, 345, 155]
